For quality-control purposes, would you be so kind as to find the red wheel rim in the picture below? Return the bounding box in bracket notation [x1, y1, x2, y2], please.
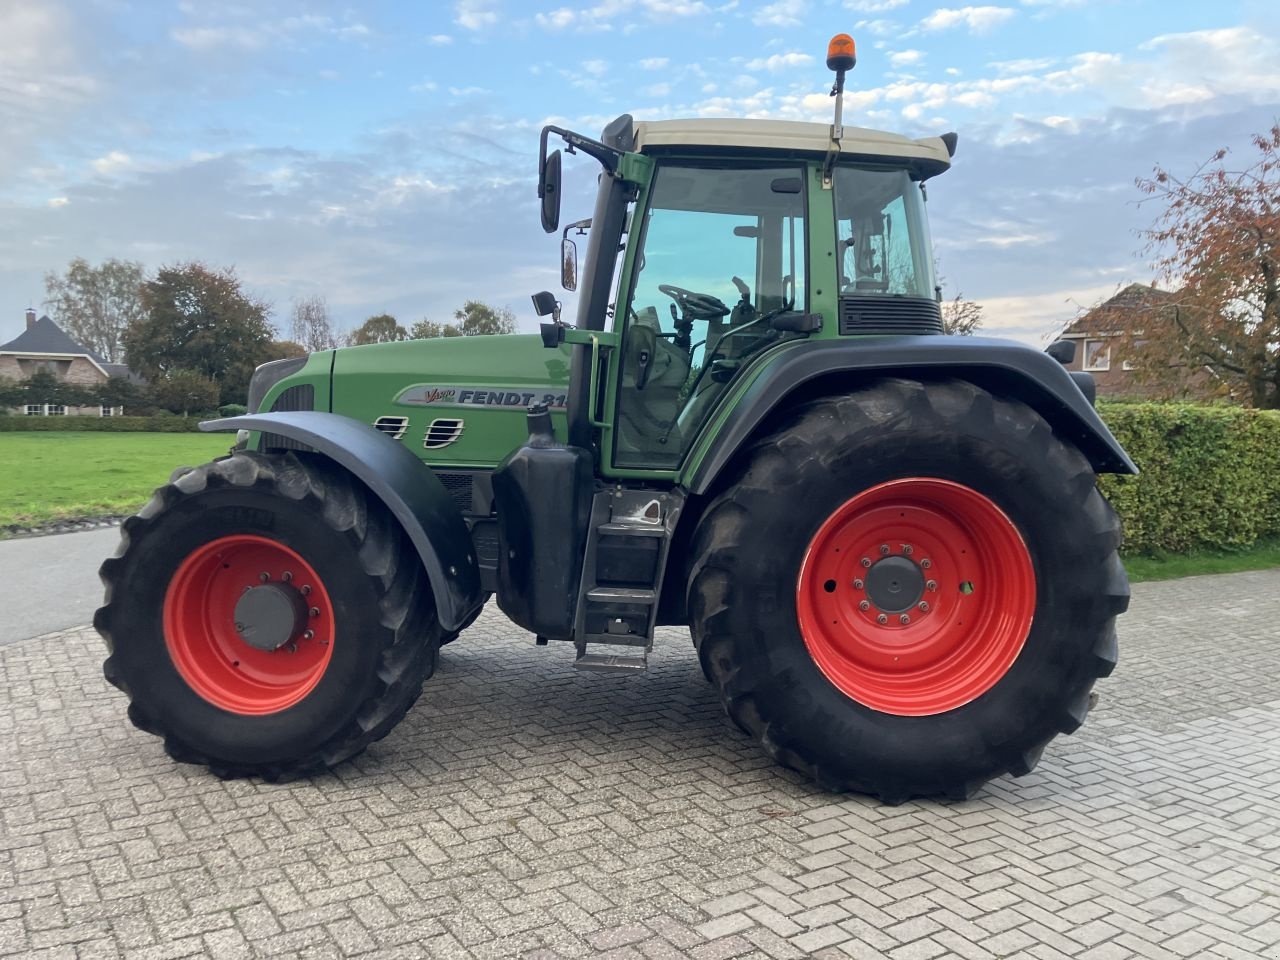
[162, 535, 335, 715]
[796, 478, 1035, 716]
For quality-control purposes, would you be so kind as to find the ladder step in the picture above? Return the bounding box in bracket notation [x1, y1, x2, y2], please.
[598, 522, 667, 538]
[587, 586, 657, 604]
[574, 652, 648, 673]
[581, 632, 650, 648]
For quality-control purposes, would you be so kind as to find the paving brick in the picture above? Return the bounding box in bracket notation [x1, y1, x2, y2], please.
[0, 573, 1278, 958]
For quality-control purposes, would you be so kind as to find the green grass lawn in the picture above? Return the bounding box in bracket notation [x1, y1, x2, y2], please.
[1123, 540, 1280, 583]
[0, 432, 231, 529]
[3, 432, 1279, 582]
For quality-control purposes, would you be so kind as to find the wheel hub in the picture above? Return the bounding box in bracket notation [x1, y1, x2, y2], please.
[864, 555, 924, 613]
[234, 583, 308, 651]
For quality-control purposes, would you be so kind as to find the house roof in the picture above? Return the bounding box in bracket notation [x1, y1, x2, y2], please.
[1061, 283, 1178, 337]
[0, 314, 108, 363]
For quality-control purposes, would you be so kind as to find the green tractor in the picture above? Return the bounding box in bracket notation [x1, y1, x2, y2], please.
[96, 38, 1132, 802]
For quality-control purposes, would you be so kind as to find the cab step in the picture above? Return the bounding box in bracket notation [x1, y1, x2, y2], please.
[574, 651, 648, 673]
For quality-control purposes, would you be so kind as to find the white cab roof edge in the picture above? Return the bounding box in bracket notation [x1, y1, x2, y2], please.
[630, 118, 951, 169]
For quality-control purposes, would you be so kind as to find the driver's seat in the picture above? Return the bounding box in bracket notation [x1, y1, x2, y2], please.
[615, 306, 689, 467]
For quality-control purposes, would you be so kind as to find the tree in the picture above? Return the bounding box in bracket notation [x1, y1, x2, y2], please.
[93, 375, 146, 413]
[264, 340, 307, 361]
[149, 370, 221, 417]
[0, 377, 24, 409]
[348, 313, 408, 345]
[290, 295, 339, 353]
[1125, 125, 1280, 408]
[24, 369, 94, 407]
[453, 300, 517, 336]
[408, 301, 518, 339]
[43, 257, 146, 363]
[409, 317, 464, 339]
[941, 290, 984, 336]
[123, 262, 274, 405]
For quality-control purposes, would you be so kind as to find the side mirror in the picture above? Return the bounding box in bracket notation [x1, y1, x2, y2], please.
[561, 237, 578, 292]
[531, 290, 560, 319]
[539, 149, 562, 234]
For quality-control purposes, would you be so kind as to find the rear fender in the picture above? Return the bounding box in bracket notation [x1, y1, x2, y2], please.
[684, 336, 1138, 496]
[202, 411, 484, 631]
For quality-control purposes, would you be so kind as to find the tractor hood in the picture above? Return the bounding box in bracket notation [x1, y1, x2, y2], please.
[328, 334, 574, 467]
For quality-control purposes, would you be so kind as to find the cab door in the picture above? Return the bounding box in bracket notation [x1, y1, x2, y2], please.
[607, 161, 809, 474]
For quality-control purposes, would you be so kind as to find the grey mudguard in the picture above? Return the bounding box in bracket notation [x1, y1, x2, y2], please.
[201, 411, 484, 632]
[686, 336, 1138, 496]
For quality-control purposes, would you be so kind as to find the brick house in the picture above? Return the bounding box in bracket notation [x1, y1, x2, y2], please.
[0, 308, 137, 415]
[1057, 283, 1220, 401]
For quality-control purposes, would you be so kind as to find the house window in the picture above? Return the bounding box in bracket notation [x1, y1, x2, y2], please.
[101, 405, 115, 418]
[1083, 339, 1111, 371]
[25, 404, 43, 416]
[47, 404, 67, 416]
[1121, 360, 1135, 371]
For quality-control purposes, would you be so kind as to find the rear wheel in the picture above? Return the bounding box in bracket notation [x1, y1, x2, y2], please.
[96, 451, 440, 780]
[688, 379, 1128, 802]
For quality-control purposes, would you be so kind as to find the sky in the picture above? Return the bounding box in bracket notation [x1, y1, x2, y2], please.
[2, 0, 1278, 347]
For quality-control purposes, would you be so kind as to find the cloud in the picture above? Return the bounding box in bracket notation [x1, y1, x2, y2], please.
[48, 197, 70, 208]
[91, 151, 136, 177]
[922, 6, 1017, 33]
[455, 0, 499, 30]
[428, 34, 454, 46]
[535, 0, 710, 31]
[752, 0, 806, 27]
[171, 13, 373, 51]
[888, 49, 924, 67]
[639, 57, 670, 70]
[746, 52, 814, 72]
[845, 0, 909, 11]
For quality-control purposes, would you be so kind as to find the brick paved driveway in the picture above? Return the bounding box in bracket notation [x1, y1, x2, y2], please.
[3, 569, 1279, 959]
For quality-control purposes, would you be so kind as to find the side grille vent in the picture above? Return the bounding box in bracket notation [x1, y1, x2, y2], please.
[269, 384, 314, 412]
[424, 418, 464, 449]
[434, 471, 474, 512]
[373, 416, 409, 440]
[262, 384, 316, 450]
[838, 296, 944, 336]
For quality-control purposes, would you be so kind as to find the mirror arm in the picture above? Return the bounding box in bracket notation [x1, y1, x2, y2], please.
[541, 125, 623, 175]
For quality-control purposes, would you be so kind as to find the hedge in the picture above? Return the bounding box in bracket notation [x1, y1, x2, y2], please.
[0, 415, 206, 432]
[1098, 402, 1280, 555]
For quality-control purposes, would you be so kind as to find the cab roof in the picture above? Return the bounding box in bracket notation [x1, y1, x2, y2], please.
[629, 118, 953, 176]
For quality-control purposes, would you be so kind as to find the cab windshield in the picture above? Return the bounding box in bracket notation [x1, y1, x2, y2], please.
[834, 166, 936, 299]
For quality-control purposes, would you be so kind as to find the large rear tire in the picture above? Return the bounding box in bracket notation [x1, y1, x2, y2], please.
[96, 451, 440, 781]
[688, 379, 1128, 803]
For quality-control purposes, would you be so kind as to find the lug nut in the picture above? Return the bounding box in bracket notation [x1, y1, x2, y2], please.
[861, 557, 872, 568]
[879, 544, 890, 556]
[876, 613, 888, 624]
[309, 607, 320, 618]
[918, 601, 930, 612]
[926, 580, 937, 591]
[853, 578, 864, 590]
[859, 600, 871, 611]
[921, 559, 932, 569]
[282, 571, 293, 582]
[303, 629, 314, 640]
[259, 572, 270, 582]
[900, 614, 911, 625]
[300, 584, 312, 596]
[286, 641, 297, 653]
[902, 544, 913, 556]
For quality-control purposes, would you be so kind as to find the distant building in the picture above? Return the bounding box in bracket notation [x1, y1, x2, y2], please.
[0, 308, 139, 416]
[1057, 283, 1219, 402]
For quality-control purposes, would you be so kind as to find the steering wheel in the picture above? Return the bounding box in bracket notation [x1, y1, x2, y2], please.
[657, 284, 731, 353]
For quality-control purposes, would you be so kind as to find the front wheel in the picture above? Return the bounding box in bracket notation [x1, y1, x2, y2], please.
[688, 379, 1129, 803]
[96, 452, 440, 780]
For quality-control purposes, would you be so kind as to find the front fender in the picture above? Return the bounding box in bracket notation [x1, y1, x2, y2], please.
[683, 336, 1138, 496]
[202, 411, 484, 632]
